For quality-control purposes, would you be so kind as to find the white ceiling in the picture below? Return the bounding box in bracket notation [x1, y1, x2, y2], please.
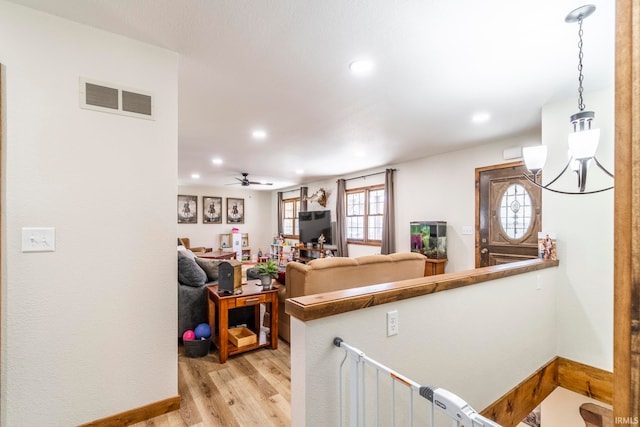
[8, 0, 615, 189]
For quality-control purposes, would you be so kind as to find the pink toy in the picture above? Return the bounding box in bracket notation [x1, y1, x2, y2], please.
[182, 330, 195, 341]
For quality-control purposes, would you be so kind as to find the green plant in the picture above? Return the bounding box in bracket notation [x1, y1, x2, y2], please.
[256, 259, 279, 278]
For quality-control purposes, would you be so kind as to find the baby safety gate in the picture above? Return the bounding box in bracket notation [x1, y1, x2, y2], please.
[334, 337, 502, 427]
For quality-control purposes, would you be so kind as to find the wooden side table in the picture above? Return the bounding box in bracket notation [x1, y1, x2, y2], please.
[424, 258, 447, 276]
[198, 251, 236, 260]
[207, 281, 278, 363]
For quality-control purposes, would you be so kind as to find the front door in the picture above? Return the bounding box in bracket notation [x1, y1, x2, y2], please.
[476, 162, 542, 267]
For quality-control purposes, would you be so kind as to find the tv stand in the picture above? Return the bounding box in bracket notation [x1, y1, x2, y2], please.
[295, 244, 336, 263]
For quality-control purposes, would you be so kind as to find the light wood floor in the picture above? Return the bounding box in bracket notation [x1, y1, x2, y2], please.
[131, 340, 291, 427]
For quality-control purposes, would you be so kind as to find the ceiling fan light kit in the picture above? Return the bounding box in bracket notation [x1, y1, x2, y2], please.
[522, 4, 614, 195]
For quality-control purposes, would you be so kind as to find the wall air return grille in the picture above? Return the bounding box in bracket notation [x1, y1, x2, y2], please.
[80, 78, 154, 120]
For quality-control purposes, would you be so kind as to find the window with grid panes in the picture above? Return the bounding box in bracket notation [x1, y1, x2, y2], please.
[282, 198, 300, 238]
[346, 186, 384, 244]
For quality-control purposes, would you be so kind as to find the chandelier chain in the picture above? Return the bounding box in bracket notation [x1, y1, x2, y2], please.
[577, 17, 585, 111]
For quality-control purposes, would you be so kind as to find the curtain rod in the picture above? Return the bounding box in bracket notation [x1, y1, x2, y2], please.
[343, 169, 396, 182]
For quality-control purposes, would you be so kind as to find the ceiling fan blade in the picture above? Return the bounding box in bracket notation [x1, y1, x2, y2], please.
[248, 180, 273, 185]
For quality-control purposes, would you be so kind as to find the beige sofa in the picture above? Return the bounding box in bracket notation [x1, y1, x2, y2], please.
[275, 252, 427, 342]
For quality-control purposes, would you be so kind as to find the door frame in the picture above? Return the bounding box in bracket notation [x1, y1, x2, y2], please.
[474, 161, 525, 268]
[613, 0, 639, 421]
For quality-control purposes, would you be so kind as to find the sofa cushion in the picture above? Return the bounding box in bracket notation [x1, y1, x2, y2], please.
[195, 258, 222, 282]
[178, 251, 207, 287]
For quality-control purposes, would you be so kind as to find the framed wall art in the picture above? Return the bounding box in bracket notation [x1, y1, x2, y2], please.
[202, 196, 223, 224]
[177, 195, 197, 224]
[226, 197, 244, 224]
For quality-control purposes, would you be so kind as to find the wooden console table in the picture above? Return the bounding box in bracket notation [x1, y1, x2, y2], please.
[207, 282, 278, 363]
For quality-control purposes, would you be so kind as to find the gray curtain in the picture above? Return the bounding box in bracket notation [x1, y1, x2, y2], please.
[300, 186, 308, 212]
[277, 191, 284, 235]
[381, 168, 396, 254]
[335, 179, 348, 257]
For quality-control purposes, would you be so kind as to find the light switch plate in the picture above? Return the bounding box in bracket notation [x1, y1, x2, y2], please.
[22, 227, 56, 252]
[462, 226, 473, 235]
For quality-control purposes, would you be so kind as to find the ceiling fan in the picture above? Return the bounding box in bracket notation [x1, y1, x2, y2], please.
[227, 172, 273, 187]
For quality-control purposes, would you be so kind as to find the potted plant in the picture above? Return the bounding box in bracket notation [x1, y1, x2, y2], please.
[256, 259, 278, 290]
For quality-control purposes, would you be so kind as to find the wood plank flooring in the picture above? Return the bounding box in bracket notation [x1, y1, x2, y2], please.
[131, 340, 291, 427]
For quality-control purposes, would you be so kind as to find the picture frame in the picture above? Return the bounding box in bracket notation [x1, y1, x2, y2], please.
[219, 234, 231, 250]
[178, 195, 198, 224]
[226, 197, 244, 224]
[202, 196, 223, 224]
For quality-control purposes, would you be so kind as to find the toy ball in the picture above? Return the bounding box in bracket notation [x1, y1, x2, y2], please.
[194, 323, 212, 339]
[182, 330, 195, 341]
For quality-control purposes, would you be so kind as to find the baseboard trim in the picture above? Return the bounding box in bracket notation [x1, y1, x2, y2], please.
[557, 357, 613, 405]
[481, 357, 558, 426]
[481, 356, 612, 426]
[77, 395, 180, 427]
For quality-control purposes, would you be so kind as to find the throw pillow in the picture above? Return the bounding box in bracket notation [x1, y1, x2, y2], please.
[178, 253, 207, 287]
[178, 248, 196, 260]
[195, 258, 222, 282]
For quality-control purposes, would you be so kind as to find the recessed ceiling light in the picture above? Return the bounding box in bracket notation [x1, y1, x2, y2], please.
[211, 157, 223, 165]
[296, 169, 304, 175]
[191, 173, 200, 179]
[472, 112, 491, 124]
[252, 129, 267, 139]
[349, 59, 374, 76]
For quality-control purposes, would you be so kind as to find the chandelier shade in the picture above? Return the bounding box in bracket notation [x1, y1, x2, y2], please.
[522, 146, 547, 173]
[568, 128, 600, 160]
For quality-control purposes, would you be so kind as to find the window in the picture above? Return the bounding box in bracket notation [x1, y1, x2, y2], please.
[282, 197, 300, 237]
[499, 183, 533, 239]
[346, 186, 384, 244]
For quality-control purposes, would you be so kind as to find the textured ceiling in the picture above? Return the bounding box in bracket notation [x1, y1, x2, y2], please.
[7, 0, 615, 189]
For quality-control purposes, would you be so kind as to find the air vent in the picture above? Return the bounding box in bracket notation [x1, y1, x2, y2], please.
[79, 78, 154, 120]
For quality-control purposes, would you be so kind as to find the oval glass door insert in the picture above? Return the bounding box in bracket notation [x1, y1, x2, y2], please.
[499, 183, 532, 239]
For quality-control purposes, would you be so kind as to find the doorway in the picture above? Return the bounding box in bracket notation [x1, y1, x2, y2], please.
[475, 162, 542, 268]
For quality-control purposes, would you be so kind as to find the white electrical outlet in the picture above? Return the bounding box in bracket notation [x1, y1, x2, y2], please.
[22, 227, 56, 252]
[387, 310, 399, 336]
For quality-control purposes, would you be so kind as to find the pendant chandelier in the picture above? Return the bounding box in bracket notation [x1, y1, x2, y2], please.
[522, 4, 614, 195]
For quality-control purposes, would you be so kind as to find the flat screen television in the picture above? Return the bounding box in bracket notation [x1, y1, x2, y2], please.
[299, 210, 332, 245]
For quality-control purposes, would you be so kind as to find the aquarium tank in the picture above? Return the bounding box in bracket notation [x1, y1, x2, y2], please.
[410, 221, 447, 259]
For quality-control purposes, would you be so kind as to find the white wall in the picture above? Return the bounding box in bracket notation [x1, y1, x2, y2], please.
[541, 89, 614, 371]
[178, 185, 273, 254]
[291, 268, 558, 426]
[0, 2, 178, 425]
